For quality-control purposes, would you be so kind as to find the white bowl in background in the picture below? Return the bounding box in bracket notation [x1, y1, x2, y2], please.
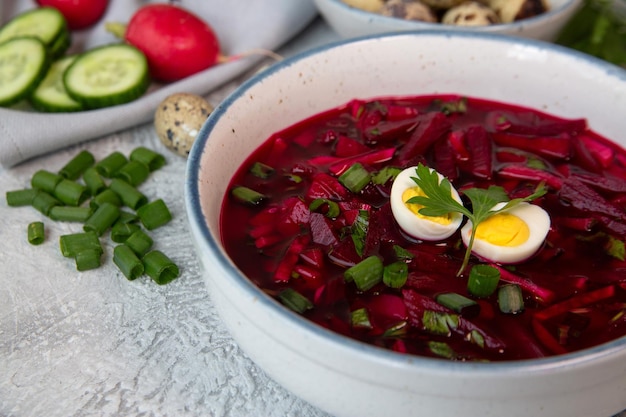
[186, 32, 626, 417]
[313, 0, 583, 41]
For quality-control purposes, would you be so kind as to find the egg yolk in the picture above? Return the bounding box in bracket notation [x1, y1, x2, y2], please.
[402, 187, 453, 225]
[474, 213, 530, 247]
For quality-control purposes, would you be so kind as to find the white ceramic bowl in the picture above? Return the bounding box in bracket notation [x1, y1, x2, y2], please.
[313, 0, 583, 41]
[186, 32, 626, 417]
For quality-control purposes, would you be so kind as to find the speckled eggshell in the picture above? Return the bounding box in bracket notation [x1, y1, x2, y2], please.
[154, 93, 214, 157]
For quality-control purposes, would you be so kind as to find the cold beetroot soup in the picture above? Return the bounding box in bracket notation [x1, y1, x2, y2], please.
[220, 94, 626, 361]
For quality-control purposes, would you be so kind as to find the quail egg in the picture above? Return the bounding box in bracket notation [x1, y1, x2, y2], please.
[461, 201, 550, 264]
[390, 166, 464, 241]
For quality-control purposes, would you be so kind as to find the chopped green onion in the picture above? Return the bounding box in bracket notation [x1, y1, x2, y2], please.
[53, 179, 89, 206]
[27, 221, 45, 245]
[115, 160, 150, 186]
[344, 255, 383, 291]
[116, 210, 139, 224]
[468, 264, 501, 298]
[109, 178, 147, 209]
[309, 198, 340, 218]
[58, 150, 95, 180]
[6, 188, 37, 207]
[468, 329, 486, 348]
[49, 206, 92, 222]
[338, 163, 371, 193]
[31, 190, 61, 216]
[278, 288, 313, 314]
[142, 250, 179, 285]
[83, 202, 120, 236]
[436, 292, 480, 317]
[136, 198, 172, 230]
[422, 310, 459, 336]
[113, 244, 144, 280]
[351, 209, 369, 258]
[90, 188, 122, 210]
[59, 231, 102, 258]
[231, 186, 266, 206]
[130, 147, 166, 171]
[31, 170, 63, 193]
[250, 161, 275, 179]
[498, 284, 525, 314]
[350, 307, 372, 329]
[82, 167, 107, 196]
[95, 151, 127, 177]
[428, 341, 456, 359]
[371, 166, 401, 185]
[382, 321, 408, 338]
[383, 261, 409, 289]
[110, 222, 140, 243]
[393, 244, 414, 261]
[125, 229, 153, 256]
[75, 248, 102, 271]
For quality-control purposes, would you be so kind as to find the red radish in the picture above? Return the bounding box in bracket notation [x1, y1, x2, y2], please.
[106, 3, 221, 82]
[36, 0, 109, 30]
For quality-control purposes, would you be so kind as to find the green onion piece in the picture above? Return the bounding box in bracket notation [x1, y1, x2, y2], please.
[129, 147, 166, 171]
[350, 307, 372, 329]
[393, 244, 414, 261]
[468, 329, 485, 348]
[82, 167, 107, 196]
[90, 188, 122, 210]
[110, 222, 140, 243]
[278, 288, 313, 314]
[142, 250, 179, 285]
[422, 310, 459, 336]
[125, 229, 153, 256]
[371, 166, 401, 185]
[250, 161, 275, 179]
[58, 150, 95, 180]
[382, 321, 408, 338]
[83, 202, 120, 236]
[338, 163, 371, 193]
[31, 190, 61, 216]
[114, 160, 150, 186]
[468, 264, 501, 298]
[435, 292, 480, 317]
[109, 178, 147, 209]
[351, 209, 369, 258]
[231, 186, 266, 206]
[95, 151, 127, 178]
[27, 221, 45, 245]
[75, 248, 102, 271]
[113, 244, 144, 280]
[31, 169, 63, 193]
[428, 341, 456, 359]
[53, 179, 89, 206]
[116, 210, 139, 224]
[498, 284, 525, 314]
[344, 255, 383, 291]
[6, 188, 38, 206]
[309, 198, 340, 218]
[49, 206, 93, 222]
[59, 231, 102, 258]
[383, 261, 408, 289]
[136, 198, 172, 230]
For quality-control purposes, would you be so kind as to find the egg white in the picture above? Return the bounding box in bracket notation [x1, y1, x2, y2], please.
[461, 202, 550, 264]
[390, 166, 464, 241]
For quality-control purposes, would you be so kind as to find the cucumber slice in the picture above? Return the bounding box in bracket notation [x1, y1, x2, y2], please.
[64, 44, 150, 109]
[0, 37, 50, 106]
[31, 55, 84, 113]
[0, 7, 70, 58]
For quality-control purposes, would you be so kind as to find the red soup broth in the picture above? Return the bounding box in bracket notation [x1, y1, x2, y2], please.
[220, 94, 626, 361]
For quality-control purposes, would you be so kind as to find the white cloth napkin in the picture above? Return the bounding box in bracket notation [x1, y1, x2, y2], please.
[0, 0, 318, 167]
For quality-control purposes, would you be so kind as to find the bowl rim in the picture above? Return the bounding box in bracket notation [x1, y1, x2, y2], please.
[314, 0, 584, 33]
[186, 30, 626, 376]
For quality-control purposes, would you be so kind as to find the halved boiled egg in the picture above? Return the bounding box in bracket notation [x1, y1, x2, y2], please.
[390, 166, 464, 241]
[460, 202, 550, 264]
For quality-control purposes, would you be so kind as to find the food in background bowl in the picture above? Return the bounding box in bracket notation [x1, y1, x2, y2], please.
[186, 32, 626, 417]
